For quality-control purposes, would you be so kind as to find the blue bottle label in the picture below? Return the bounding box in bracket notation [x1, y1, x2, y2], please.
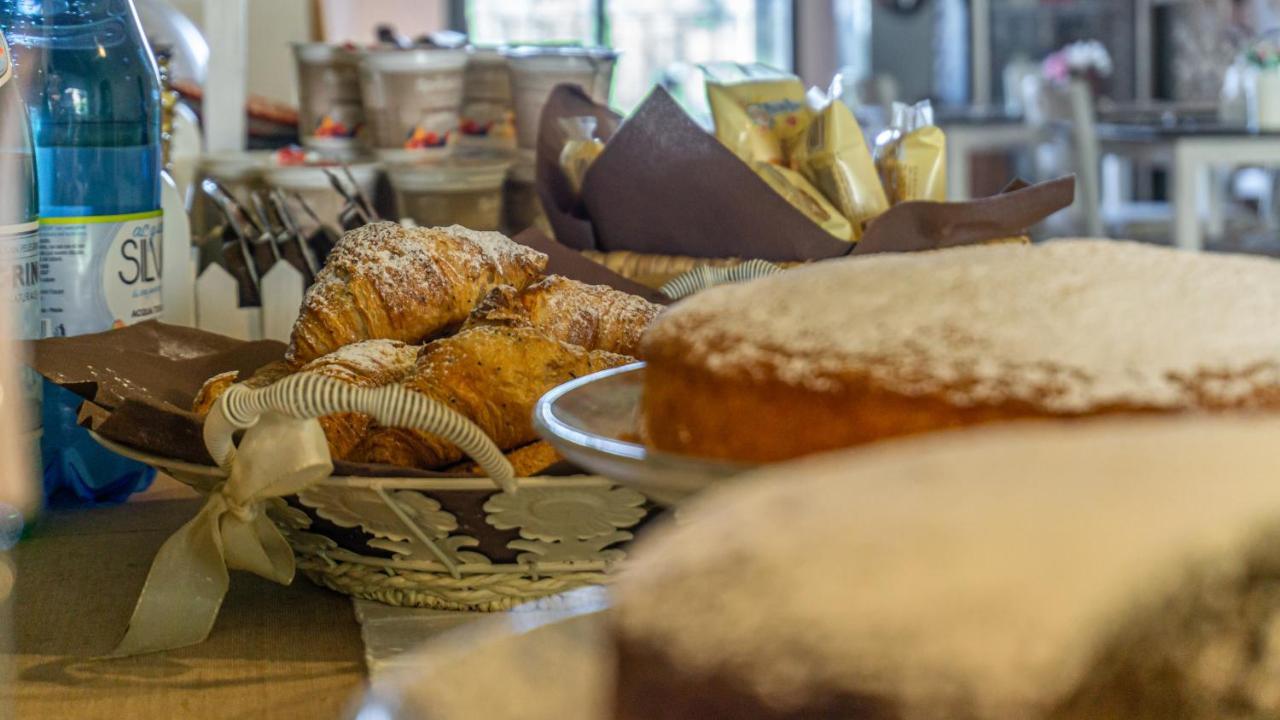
[39, 211, 163, 337]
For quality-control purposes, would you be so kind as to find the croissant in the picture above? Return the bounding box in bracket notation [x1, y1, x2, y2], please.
[352, 325, 631, 469]
[465, 275, 663, 357]
[192, 361, 292, 415]
[193, 340, 419, 460]
[444, 441, 564, 477]
[192, 371, 238, 415]
[287, 222, 548, 365]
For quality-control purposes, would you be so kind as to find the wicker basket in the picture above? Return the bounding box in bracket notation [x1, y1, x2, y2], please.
[94, 374, 656, 611]
[582, 239, 1033, 291]
[582, 249, 803, 290]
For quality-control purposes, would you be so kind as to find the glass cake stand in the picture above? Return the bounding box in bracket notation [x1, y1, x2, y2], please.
[533, 363, 752, 505]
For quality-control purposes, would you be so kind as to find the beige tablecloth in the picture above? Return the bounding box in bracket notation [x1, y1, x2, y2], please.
[5, 476, 365, 720]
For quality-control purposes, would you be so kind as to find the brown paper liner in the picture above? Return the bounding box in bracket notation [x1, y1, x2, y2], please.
[536, 84, 623, 252]
[853, 176, 1074, 255]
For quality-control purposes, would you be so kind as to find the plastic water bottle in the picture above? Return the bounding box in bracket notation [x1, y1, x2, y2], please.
[1, 0, 160, 506]
[0, 28, 41, 515]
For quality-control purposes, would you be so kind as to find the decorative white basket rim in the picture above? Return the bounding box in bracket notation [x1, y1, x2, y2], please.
[90, 430, 645, 581]
[91, 431, 616, 492]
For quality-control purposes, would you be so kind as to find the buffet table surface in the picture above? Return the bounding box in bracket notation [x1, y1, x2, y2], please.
[8, 475, 366, 719]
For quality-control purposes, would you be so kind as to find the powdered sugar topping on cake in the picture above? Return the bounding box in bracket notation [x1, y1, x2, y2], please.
[613, 416, 1280, 716]
[647, 239, 1280, 411]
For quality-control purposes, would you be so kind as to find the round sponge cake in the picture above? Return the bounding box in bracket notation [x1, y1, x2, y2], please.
[641, 239, 1280, 462]
[613, 416, 1280, 719]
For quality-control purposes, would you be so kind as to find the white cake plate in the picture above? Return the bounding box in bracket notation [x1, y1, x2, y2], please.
[532, 363, 752, 504]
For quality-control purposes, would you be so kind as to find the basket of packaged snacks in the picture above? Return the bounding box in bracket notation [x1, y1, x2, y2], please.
[33, 222, 666, 656]
[533, 70, 1074, 288]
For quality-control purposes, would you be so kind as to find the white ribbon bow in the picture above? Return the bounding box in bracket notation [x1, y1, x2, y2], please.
[111, 411, 333, 657]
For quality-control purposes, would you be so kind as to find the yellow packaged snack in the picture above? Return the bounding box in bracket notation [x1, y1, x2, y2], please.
[558, 116, 605, 197]
[702, 63, 851, 238]
[898, 125, 946, 202]
[792, 85, 889, 240]
[751, 161, 853, 240]
[873, 102, 907, 196]
[874, 100, 947, 203]
[703, 62, 809, 166]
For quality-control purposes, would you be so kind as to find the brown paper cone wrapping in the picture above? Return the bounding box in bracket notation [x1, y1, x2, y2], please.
[535, 83, 1074, 260]
[854, 176, 1075, 255]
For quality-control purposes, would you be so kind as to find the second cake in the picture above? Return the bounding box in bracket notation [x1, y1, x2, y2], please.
[642, 238, 1280, 462]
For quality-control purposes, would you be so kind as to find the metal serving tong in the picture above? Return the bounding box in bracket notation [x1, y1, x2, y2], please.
[288, 190, 341, 264]
[199, 162, 375, 305]
[201, 178, 262, 306]
[246, 192, 284, 275]
[268, 189, 321, 280]
[323, 165, 379, 231]
[249, 190, 321, 284]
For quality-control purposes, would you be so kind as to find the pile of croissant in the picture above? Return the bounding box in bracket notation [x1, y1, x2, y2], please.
[193, 222, 662, 475]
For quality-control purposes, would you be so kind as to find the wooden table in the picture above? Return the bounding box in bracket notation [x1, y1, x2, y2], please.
[5, 476, 366, 720]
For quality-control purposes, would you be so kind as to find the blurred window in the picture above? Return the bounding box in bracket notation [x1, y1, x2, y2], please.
[834, 0, 872, 86]
[465, 0, 600, 48]
[465, 0, 793, 113]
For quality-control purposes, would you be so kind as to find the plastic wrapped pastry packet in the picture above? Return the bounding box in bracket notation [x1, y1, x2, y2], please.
[558, 116, 605, 198]
[702, 62, 853, 240]
[703, 62, 808, 165]
[748, 161, 852, 240]
[791, 76, 890, 240]
[874, 100, 947, 204]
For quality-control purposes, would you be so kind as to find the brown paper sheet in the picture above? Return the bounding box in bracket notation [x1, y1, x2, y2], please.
[35, 322, 285, 413]
[536, 84, 623, 253]
[853, 175, 1075, 255]
[535, 83, 1074, 260]
[30, 228, 655, 472]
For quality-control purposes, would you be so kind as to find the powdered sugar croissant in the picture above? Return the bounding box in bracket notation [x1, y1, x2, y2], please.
[286, 222, 548, 365]
[444, 441, 564, 477]
[193, 339, 419, 460]
[465, 275, 662, 358]
[353, 325, 631, 469]
[191, 361, 292, 416]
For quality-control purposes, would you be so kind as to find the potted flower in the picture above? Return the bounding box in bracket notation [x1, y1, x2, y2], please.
[1041, 40, 1113, 99]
